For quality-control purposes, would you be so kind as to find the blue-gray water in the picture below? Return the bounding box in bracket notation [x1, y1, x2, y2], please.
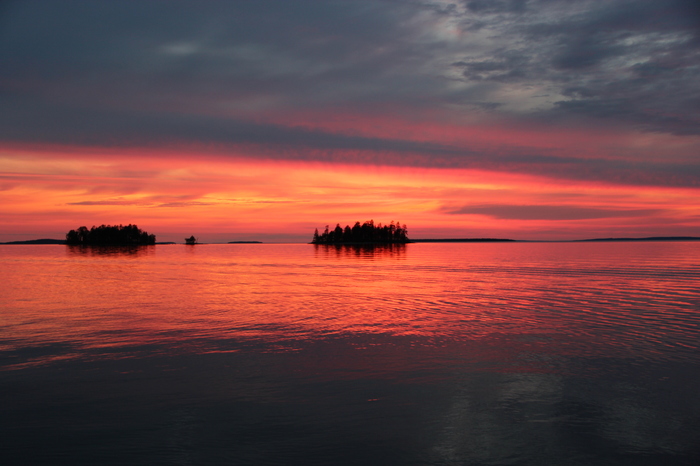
[1, 242, 699, 465]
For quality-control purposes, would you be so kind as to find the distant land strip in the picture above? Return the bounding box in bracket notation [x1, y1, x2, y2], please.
[574, 236, 700, 242]
[2, 237, 700, 245]
[1, 239, 67, 245]
[0, 239, 174, 245]
[412, 238, 516, 243]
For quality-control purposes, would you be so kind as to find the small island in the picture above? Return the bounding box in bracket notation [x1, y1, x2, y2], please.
[312, 220, 409, 244]
[66, 224, 156, 246]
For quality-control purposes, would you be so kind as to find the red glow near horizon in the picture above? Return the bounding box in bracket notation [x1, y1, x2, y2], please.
[1, 123, 699, 243]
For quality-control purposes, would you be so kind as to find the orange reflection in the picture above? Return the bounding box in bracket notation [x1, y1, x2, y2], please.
[313, 243, 407, 260]
[66, 245, 156, 258]
[3, 242, 698, 375]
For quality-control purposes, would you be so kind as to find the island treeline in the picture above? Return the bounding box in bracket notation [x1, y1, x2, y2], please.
[312, 220, 408, 244]
[66, 224, 156, 246]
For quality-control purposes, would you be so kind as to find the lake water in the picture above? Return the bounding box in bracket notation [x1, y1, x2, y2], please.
[1, 242, 699, 465]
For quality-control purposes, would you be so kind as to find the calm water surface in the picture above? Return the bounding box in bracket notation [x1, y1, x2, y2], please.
[1, 242, 699, 465]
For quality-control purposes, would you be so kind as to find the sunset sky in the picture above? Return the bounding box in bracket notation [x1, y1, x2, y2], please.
[1, 0, 699, 242]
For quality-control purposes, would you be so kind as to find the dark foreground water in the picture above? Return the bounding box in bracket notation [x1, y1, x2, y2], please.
[1, 242, 699, 465]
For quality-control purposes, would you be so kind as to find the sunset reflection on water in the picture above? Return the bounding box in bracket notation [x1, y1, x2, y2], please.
[1, 242, 699, 464]
[3, 242, 698, 368]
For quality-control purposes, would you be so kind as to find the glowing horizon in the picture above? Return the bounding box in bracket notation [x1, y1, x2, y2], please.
[2, 140, 698, 243]
[1, 1, 699, 242]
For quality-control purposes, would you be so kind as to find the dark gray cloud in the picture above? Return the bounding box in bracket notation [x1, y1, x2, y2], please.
[1, 0, 698, 182]
[1, 0, 428, 113]
[452, 52, 530, 82]
[449, 0, 700, 135]
[447, 204, 666, 220]
[465, 0, 528, 14]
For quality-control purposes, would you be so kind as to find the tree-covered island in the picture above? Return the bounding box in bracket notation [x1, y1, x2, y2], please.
[66, 224, 156, 246]
[312, 220, 409, 244]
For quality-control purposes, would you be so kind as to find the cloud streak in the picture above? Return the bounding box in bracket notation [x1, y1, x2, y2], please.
[2, 108, 698, 187]
[446, 204, 666, 221]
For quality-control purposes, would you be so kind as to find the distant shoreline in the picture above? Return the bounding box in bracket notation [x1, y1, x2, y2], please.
[573, 236, 700, 242]
[411, 238, 516, 243]
[2, 236, 699, 245]
[0, 239, 67, 245]
[413, 236, 700, 243]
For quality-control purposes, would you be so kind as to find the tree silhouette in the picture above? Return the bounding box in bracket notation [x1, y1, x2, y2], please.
[66, 224, 156, 246]
[311, 220, 409, 244]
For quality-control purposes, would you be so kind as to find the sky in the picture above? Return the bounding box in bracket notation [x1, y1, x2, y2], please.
[1, 0, 699, 242]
